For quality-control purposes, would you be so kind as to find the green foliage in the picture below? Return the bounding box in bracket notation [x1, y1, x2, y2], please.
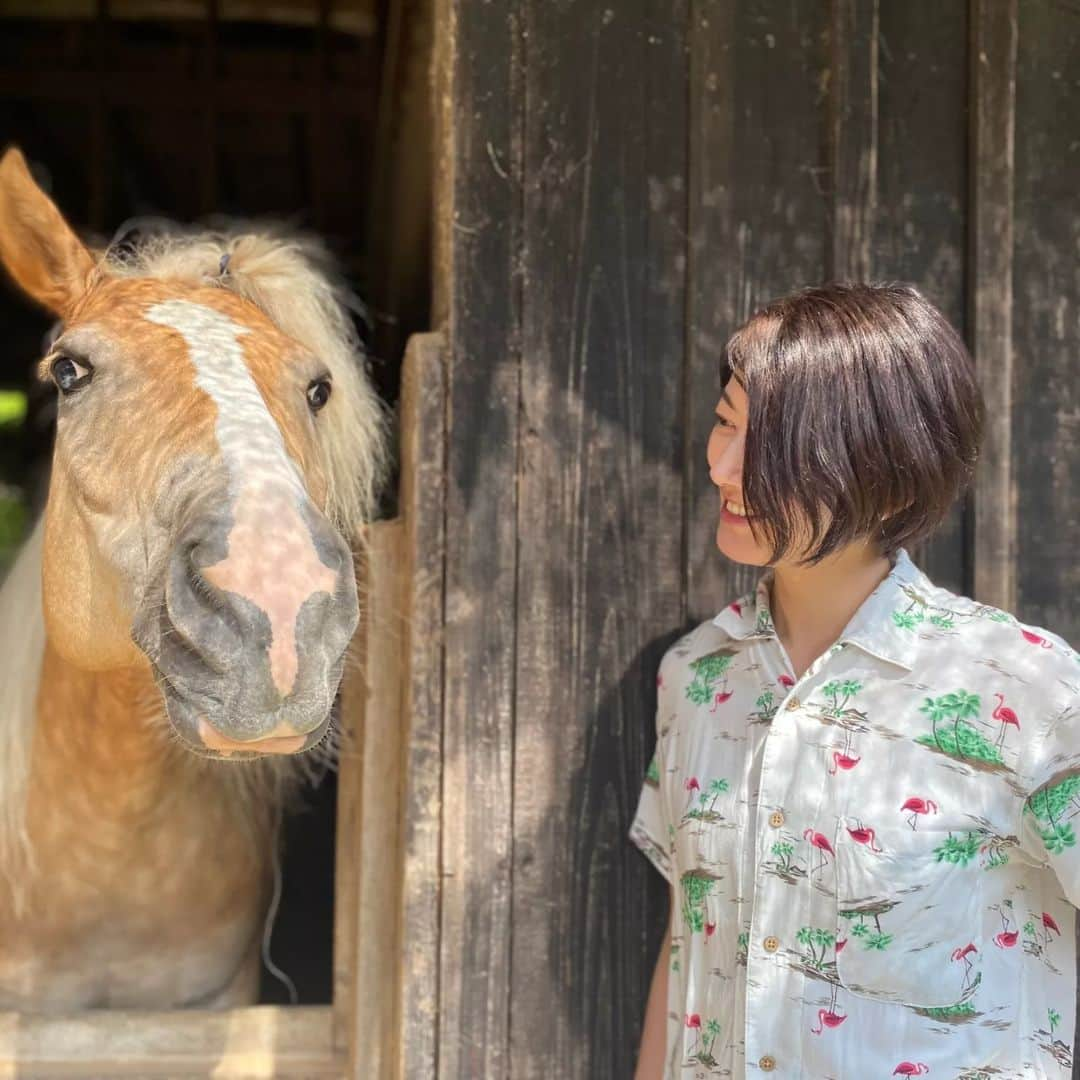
[685, 678, 712, 706]
[1026, 775, 1080, 826]
[680, 871, 717, 933]
[929, 614, 955, 630]
[1039, 823, 1076, 855]
[645, 754, 660, 784]
[690, 653, 733, 682]
[1049, 1008, 1061, 1033]
[0, 391, 26, 427]
[933, 831, 982, 867]
[914, 724, 1000, 764]
[848, 920, 870, 938]
[892, 609, 924, 631]
[863, 932, 893, 951]
[920, 1001, 976, 1020]
[0, 490, 26, 571]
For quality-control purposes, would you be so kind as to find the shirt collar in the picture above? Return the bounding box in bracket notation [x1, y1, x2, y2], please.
[710, 549, 927, 671]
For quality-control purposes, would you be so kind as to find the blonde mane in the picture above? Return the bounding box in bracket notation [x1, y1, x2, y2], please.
[0, 227, 387, 902]
[0, 518, 46, 897]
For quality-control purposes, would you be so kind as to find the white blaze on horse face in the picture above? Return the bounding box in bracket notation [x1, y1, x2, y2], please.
[144, 299, 336, 699]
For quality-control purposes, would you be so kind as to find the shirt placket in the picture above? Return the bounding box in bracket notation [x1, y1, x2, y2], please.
[743, 640, 845, 1077]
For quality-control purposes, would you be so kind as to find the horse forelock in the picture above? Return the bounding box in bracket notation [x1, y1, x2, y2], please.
[103, 227, 386, 535]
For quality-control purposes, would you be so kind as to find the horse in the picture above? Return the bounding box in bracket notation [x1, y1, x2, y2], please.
[0, 147, 385, 1011]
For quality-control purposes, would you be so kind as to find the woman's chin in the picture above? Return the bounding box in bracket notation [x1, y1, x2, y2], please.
[715, 522, 771, 567]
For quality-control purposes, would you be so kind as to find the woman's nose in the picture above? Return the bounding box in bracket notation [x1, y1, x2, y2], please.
[707, 431, 744, 487]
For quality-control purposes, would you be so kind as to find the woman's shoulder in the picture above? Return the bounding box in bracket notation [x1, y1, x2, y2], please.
[658, 596, 754, 680]
[903, 569, 1078, 692]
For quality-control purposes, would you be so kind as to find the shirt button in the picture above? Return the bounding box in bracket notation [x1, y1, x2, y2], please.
[759, 1055, 777, 1072]
[763, 936, 780, 953]
[785, 696, 801, 711]
[768, 811, 785, 829]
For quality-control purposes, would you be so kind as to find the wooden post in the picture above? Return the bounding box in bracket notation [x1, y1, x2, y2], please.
[968, 0, 1018, 611]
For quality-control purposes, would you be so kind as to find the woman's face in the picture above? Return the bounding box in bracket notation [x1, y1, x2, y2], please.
[706, 378, 777, 567]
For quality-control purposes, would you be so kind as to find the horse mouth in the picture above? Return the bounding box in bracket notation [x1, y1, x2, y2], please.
[152, 667, 333, 760]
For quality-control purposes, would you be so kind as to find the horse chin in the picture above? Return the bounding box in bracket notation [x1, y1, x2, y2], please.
[157, 681, 332, 762]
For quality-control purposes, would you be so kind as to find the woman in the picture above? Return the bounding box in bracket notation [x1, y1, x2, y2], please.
[632, 283, 1079, 1078]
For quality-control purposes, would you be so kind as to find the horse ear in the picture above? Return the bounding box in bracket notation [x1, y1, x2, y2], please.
[0, 146, 94, 317]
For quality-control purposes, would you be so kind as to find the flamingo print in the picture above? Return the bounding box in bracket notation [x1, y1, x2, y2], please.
[778, 673, 795, 689]
[847, 822, 883, 853]
[1021, 629, 1053, 649]
[992, 693, 1020, 748]
[810, 1007, 846, 1034]
[900, 797, 938, 830]
[811, 985, 846, 1035]
[685, 1013, 701, 1056]
[729, 601, 742, 616]
[829, 750, 861, 775]
[683, 776, 700, 816]
[893, 1065, 929, 1077]
[951, 942, 977, 992]
[711, 689, 734, 712]
[804, 829, 835, 875]
[994, 903, 1018, 948]
[1041, 911, 1061, 946]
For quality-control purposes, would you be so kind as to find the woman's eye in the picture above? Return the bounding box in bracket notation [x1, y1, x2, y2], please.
[306, 378, 332, 413]
[50, 355, 93, 394]
[714, 416, 735, 430]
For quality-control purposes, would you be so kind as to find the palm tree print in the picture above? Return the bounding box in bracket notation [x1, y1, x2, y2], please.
[684, 651, 735, 708]
[931, 829, 1012, 871]
[680, 869, 720, 934]
[916, 690, 1002, 765]
[749, 688, 779, 725]
[1049, 1008, 1061, 1035]
[838, 904, 895, 951]
[1025, 774, 1080, 855]
[796, 926, 836, 970]
[686, 1016, 723, 1068]
[682, 778, 730, 824]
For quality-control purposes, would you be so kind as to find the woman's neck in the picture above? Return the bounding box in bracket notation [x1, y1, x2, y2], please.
[769, 541, 892, 679]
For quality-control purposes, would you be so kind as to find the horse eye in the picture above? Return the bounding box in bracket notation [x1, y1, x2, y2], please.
[306, 378, 332, 413]
[50, 355, 93, 394]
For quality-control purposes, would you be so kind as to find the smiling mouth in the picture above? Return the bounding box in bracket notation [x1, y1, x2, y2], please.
[721, 497, 753, 523]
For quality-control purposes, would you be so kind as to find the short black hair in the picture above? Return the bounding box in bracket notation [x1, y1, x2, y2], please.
[721, 282, 984, 565]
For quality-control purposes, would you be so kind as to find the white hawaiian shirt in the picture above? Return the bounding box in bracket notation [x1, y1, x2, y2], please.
[631, 549, 1080, 1079]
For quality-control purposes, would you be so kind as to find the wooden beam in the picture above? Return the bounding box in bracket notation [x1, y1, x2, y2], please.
[828, 0, 879, 283]
[511, 1, 687, 1074]
[433, 0, 522, 1075]
[393, 332, 447, 1079]
[0, 72, 376, 118]
[0, 1006, 337, 1076]
[968, 0, 1018, 611]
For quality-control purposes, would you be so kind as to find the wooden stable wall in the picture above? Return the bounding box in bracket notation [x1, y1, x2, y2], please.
[414, 1, 1080, 1077]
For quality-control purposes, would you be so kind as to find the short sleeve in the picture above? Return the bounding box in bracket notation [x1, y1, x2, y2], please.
[1019, 652, 1080, 907]
[630, 687, 674, 883]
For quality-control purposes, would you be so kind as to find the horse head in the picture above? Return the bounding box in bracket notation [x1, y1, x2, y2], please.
[0, 147, 384, 760]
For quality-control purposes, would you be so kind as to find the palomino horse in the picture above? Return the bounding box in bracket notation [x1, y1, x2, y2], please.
[0, 148, 385, 1010]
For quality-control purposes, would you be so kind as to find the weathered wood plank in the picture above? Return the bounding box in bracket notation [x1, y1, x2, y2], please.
[434, 0, 522, 1075]
[969, 0, 1018, 612]
[873, 0, 969, 592]
[828, 0, 878, 284]
[512, 2, 687, 1076]
[395, 332, 448, 1079]
[1011, 0, 1080, 641]
[339, 520, 409, 1078]
[0, 1005, 337, 1077]
[686, 0, 830, 622]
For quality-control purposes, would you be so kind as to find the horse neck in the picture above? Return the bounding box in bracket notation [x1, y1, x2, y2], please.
[30, 644, 190, 831]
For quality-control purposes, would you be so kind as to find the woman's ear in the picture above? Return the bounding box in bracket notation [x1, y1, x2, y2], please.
[0, 146, 95, 317]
